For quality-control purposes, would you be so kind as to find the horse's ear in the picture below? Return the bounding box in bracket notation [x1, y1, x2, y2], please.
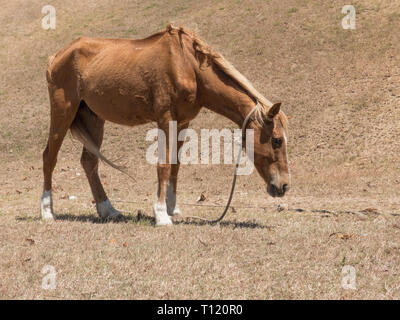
[267, 102, 281, 119]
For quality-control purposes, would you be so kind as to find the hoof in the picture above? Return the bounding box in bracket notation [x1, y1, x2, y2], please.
[168, 206, 182, 216]
[40, 190, 55, 220]
[96, 199, 123, 220]
[154, 202, 173, 226]
[41, 210, 55, 220]
[155, 218, 173, 227]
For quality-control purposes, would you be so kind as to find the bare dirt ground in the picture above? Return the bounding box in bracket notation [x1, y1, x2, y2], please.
[1, 0, 400, 299]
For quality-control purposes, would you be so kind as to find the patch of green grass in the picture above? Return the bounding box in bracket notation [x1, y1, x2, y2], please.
[302, 23, 316, 32]
[287, 7, 298, 16]
[144, 3, 158, 10]
[125, 28, 138, 35]
[389, 12, 400, 22]
[15, 215, 41, 222]
[340, 255, 346, 267]
[355, 3, 366, 14]
[175, 5, 189, 12]
[126, 212, 154, 226]
[14, 143, 24, 154]
[111, 18, 125, 27]
[273, 22, 287, 33]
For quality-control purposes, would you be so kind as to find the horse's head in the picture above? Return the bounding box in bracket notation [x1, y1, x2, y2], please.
[251, 103, 291, 197]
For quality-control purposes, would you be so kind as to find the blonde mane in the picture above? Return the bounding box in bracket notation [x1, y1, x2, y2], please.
[165, 24, 288, 134]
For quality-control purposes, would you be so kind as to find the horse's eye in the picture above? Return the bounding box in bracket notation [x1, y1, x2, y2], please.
[272, 137, 282, 149]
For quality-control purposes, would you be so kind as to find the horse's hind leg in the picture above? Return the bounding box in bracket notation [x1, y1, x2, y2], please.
[77, 103, 122, 219]
[41, 85, 79, 219]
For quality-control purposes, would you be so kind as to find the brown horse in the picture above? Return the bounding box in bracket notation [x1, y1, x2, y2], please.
[41, 24, 290, 226]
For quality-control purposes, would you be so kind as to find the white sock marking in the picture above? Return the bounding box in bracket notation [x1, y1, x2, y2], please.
[153, 202, 172, 226]
[40, 190, 54, 220]
[96, 199, 122, 219]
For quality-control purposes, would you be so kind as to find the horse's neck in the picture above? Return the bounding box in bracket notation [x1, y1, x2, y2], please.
[197, 66, 255, 127]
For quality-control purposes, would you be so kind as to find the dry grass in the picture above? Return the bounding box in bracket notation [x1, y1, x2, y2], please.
[1, 0, 400, 299]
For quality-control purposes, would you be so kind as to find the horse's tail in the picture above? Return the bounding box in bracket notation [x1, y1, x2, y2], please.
[70, 107, 129, 175]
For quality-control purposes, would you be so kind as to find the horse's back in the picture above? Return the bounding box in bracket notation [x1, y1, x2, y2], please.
[47, 30, 166, 78]
[46, 31, 198, 125]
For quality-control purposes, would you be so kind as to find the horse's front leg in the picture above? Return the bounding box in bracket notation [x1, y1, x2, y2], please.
[154, 162, 173, 226]
[153, 117, 174, 226]
[166, 122, 189, 216]
[166, 169, 180, 216]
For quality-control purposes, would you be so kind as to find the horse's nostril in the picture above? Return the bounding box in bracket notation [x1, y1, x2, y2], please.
[268, 184, 286, 197]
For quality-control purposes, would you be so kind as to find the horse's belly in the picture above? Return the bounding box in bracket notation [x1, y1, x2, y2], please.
[82, 88, 154, 126]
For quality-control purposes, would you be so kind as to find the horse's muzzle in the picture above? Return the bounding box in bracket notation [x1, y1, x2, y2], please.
[267, 183, 289, 197]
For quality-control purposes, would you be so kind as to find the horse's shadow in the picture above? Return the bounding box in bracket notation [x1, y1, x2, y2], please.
[16, 211, 272, 229]
[175, 218, 273, 230]
[16, 211, 146, 224]
[53, 211, 153, 225]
